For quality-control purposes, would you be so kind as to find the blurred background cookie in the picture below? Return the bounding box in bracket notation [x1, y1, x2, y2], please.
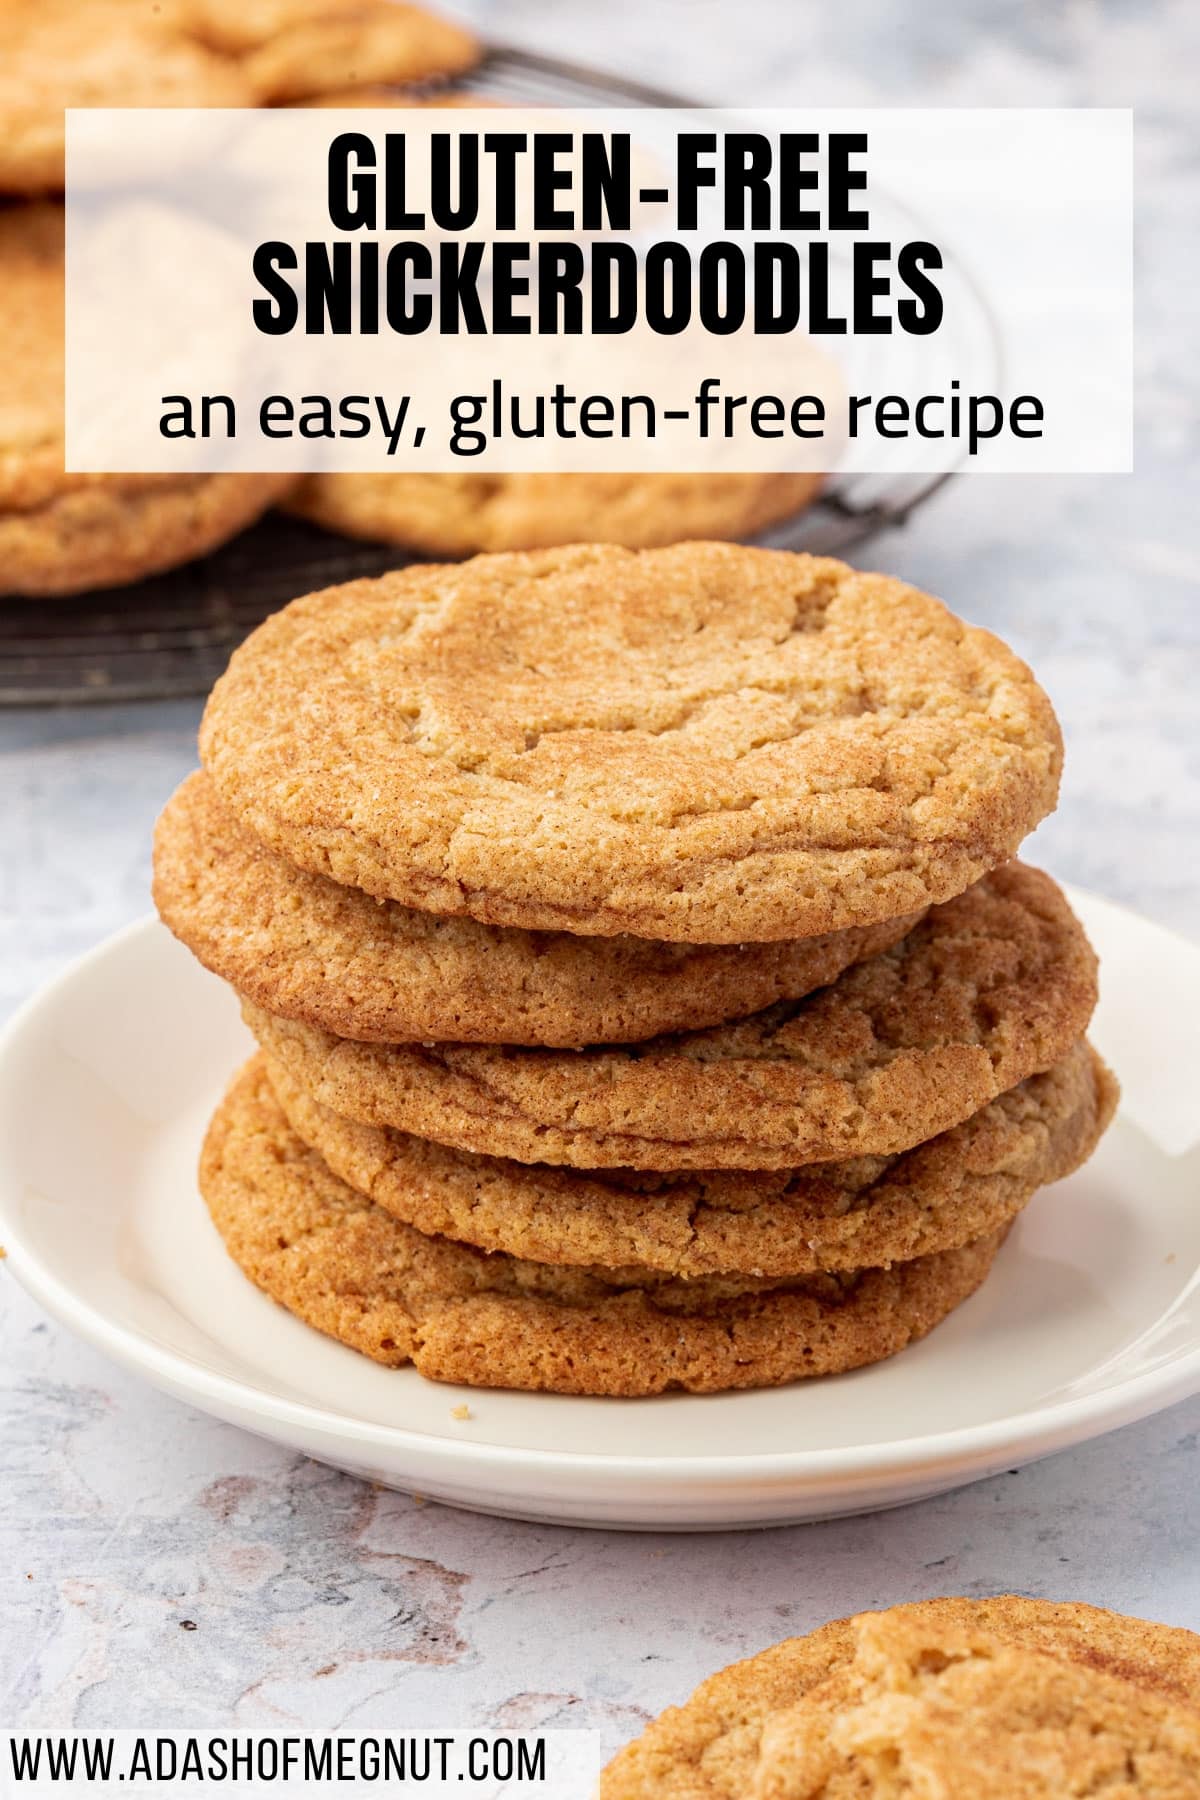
[186, 0, 478, 106]
[0, 203, 292, 596]
[0, 0, 479, 193]
[286, 470, 828, 555]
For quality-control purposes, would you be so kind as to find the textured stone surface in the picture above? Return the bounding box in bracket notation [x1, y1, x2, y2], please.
[0, 0, 1197, 1761]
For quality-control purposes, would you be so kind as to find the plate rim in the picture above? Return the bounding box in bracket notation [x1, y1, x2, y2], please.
[1, 895, 1199, 1491]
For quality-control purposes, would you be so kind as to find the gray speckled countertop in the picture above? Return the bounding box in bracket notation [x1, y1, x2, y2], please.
[2, 0, 1198, 1765]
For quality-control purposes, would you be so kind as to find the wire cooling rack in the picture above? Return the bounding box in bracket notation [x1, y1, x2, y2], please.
[0, 48, 1001, 706]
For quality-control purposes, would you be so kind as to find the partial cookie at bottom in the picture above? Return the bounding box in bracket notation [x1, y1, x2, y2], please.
[201, 1059, 1005, 1397]
[599, 1596, 1200, 1799]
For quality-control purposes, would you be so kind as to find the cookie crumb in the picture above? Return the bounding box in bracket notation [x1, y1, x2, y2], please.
[451, 1404, 472, 1421]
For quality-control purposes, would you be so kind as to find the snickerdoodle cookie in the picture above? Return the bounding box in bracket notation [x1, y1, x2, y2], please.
[0, 205, 289, 595]
[155, 772, 921, 1046]
[202, 1058, 1005, 1396]
[265, 1040, 1115, 1278]
[0, 0, 478, 192]
[293, 87, 496, 108]
[770, 1619, 1200, 1798]
[199, 544, 1063, 943]
[187, 0, 478, 106]
[286, 471, 827, 557]
[0, 1, 251, 194]
[244, 864, 1099, 1170]
[600, 1597, 1200, 1798]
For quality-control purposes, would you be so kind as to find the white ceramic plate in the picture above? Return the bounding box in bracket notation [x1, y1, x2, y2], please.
[1, 890, 1198, 1530]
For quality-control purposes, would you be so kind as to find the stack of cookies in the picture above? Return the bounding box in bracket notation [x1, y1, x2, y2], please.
[154, 542, 1117, 1397]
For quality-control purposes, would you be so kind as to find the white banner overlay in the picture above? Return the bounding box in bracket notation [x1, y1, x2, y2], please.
[64, 107, 1132, 475]
[1, 1731, 604, 1797]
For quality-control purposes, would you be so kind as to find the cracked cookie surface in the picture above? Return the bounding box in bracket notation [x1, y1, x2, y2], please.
[199, 543, 1063, 944]
[155, 772, 920, 1046]
[777, 1617, 1200, 1798]
[245, 864, 1099, 1170]
[287, 471, 826, 556]
[265, 1040, 1115, 1276]
[202, 1059, 1004, 1396]
[600, 1597, 1200, 1799]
